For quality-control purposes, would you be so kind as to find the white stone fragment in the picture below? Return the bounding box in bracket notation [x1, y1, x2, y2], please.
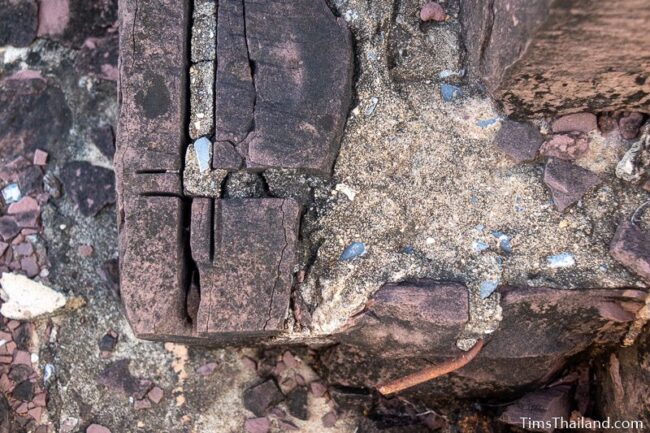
[1, 183, 21, 203]
[335, 183, 357, 201]
[0, 273, 67, 320]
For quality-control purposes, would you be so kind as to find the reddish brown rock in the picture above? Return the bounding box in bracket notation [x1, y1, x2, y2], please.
[147, 386, 164, 404]
[60, 161, 115, 216]
[618, 112, 645, 140]
[0, 0, 38, 47]
[195, 199, 300, 337]
[244, 417, 270, 433]
[540, 134, 589, 160]
[32, 150, 48, 166]
[461, 0, 650, 115]
[551, 113, 598, 134]
[543, 159, 601, 212]
[610, 221, 650, 284]
[500, 385, 571, 432]
[598, 112, 620, 135]
[86, 424, 112, 433]
[212, 141, 243, 171]
[243, 379, 285, 417]
[420, 2, 446, 22]
[0, 217, 20, 242]
[337, 281, 469, 357]
[212, 0, 353, 174]
[493, 120, 543, 163]
[594, 332, 650, 430]
[120, 195, 190, 340]
[90, 125, 115, 159]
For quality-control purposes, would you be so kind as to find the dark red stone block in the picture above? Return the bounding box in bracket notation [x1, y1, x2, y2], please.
[610, 221, 650, 284]
[214, 0, 256, 144]
[117, 0, 351, 344]
[195, 199, 300, 337]
[116, 0, 190, 341]
[214, 0, 354, 175]
[120, 195, 191, 339]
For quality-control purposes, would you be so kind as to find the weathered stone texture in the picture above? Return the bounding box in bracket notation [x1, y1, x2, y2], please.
[492, 120, 544, 163]
[0, 73, 72, 159]
[610, 221, 650, 284]
[116, 0, 190, 340]
[120, 195, 190, 339]
[543, 159, 601, 212]
[212, 0, 353, 175]
[337, 281, 469, 357]
[461, 0, 650, 115]
[323, 285, 645, 401]
[195, 199, 300, 337]
[0, 0, 38, 47]
[189, 61, 215, 139]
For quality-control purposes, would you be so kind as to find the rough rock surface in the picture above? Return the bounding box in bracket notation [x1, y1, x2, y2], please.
[194, 199, 300, 338]
[492, 120, 544, 163]
[0, 73, 72, 158]
[0, 0, 38, 47]
[543, 159, 601, 212]
[460, 0, 650, 115]
[212, 0, 354, 174]
[322, 285, 645, 401]
[0, 0, 649, 431]
[610, 221, 650, 283]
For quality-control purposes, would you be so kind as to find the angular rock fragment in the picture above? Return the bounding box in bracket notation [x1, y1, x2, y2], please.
[540, 134, 589, 160]
[493, 120, 543, 163]
[244, 417, 270, 433]
[286, 387, 309, 420]
[243, 379, 285, 417]
[543, 159, 600, 212]
[195, 199, 300, 337]
[551, 113, 597, 134]
[500, 385, 571, 432]
[610, 221, 650, 284]
[0, 73, 72, 159]
[0, 273, 66, 320]
[618, 112, 645, 140]
[60, 161, 116, 216]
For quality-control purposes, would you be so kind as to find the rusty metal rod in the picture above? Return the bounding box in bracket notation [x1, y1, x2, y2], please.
[377, 339, 484, 396]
